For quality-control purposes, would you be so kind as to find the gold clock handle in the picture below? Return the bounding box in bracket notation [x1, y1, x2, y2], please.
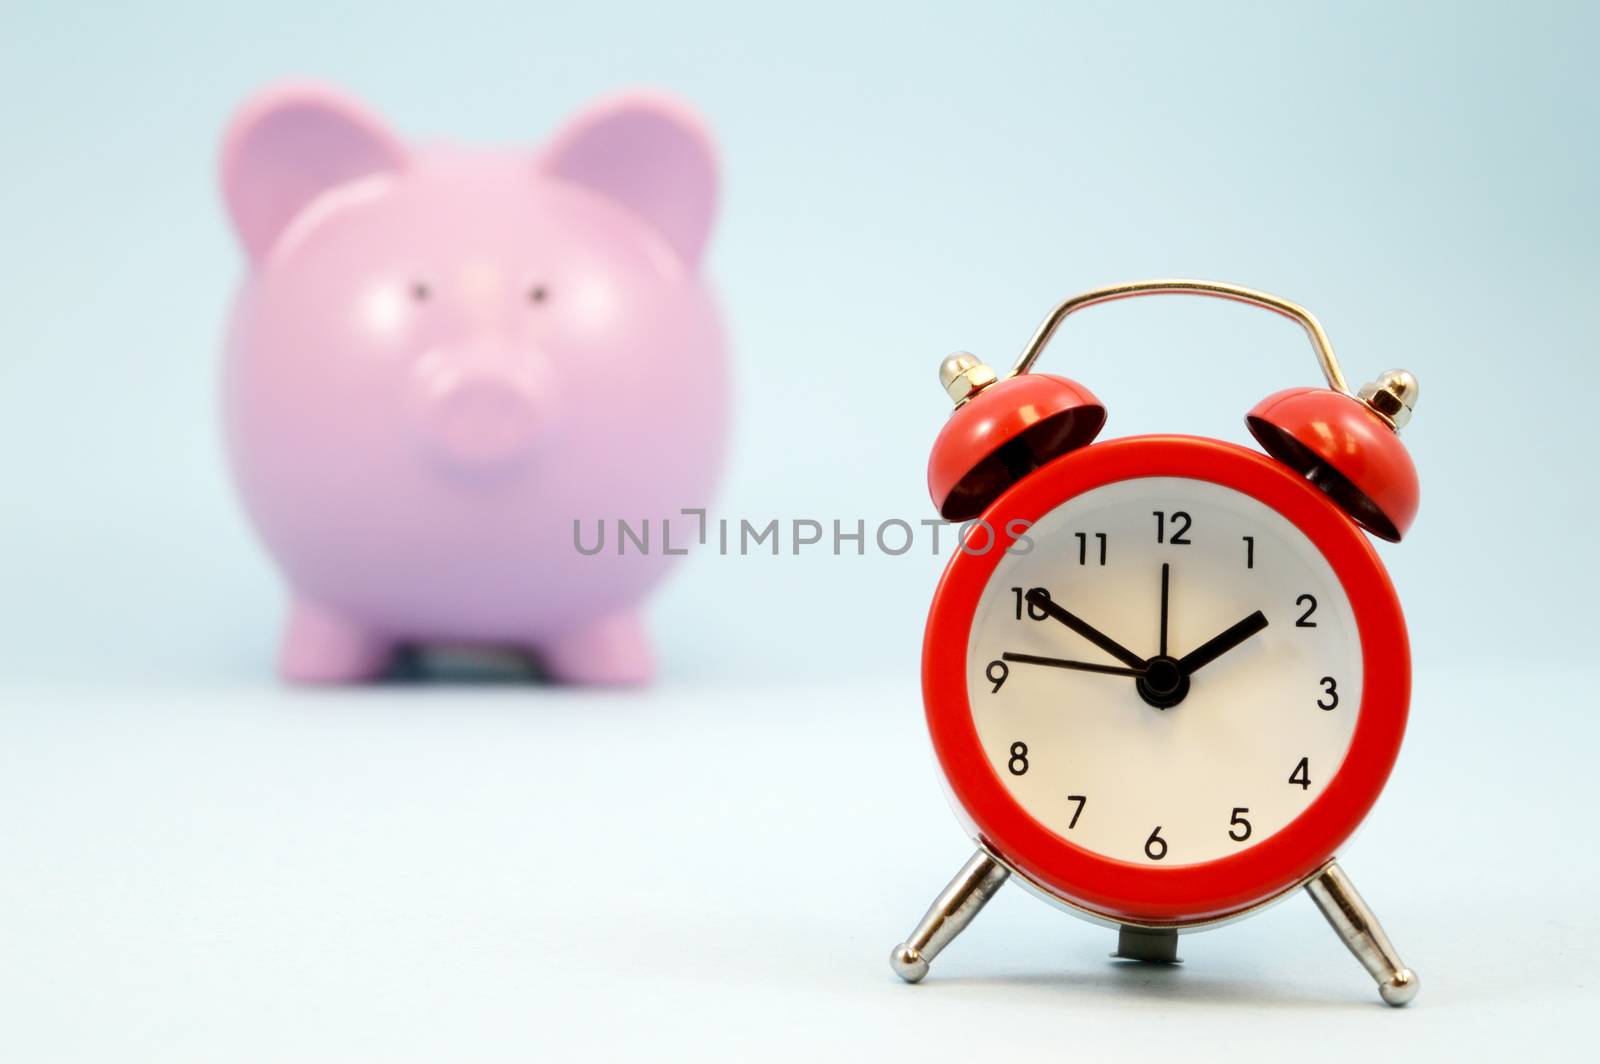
[1009, 279, 1349, 396]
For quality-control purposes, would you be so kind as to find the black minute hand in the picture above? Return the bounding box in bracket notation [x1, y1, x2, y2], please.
[1024, 588, 1148, 671]
[1176, 611, 1269, 676]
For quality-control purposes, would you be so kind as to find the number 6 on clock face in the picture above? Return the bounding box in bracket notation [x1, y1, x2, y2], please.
[923, 438, 1409, 925]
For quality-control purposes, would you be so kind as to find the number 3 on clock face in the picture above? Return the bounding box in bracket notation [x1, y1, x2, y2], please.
[923, 438, 1409, 924]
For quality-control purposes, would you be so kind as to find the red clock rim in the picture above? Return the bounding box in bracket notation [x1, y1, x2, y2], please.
[922, 435, 1410, 924]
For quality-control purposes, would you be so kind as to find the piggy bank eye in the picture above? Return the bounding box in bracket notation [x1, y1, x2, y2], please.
[527, 285, 549, 305]
[410, 281, 430, 302]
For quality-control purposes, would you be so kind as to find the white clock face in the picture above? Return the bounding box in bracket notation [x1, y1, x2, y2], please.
[967, 476, 1363, 866]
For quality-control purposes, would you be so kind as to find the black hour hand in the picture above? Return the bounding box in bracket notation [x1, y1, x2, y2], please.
[1024, 588, 1148, 671]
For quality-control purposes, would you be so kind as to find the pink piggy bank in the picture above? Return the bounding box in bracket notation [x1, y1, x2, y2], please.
[219, 83, 727, 684]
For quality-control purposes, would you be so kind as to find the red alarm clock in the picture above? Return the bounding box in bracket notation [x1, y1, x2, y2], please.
[890, 280, 1422, 1005]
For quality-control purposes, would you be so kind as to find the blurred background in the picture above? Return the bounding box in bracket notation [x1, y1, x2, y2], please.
[2, 0, 1594, 687]
[2, 2, 1596, 1059]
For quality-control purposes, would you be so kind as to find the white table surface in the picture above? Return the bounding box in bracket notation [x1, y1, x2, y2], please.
[2, 664, 1590, 1061]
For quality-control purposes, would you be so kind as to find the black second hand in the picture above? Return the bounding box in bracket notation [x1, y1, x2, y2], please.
[1002, 651, 1145, 678]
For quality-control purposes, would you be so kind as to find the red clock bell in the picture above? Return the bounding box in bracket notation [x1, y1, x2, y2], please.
[890, 280, 1422, 1005]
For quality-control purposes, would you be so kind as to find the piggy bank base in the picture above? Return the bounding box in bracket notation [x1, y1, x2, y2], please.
[280, 600, 653, 685]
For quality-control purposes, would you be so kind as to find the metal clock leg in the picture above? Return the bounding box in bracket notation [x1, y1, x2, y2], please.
[890, 851, 1011, 982]
[1305, 861, 1419, 1006]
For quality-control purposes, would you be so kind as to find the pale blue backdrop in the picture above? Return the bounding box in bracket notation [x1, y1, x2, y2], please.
[1, 1, 1594, 685]
[2, 4, 1598, 1061]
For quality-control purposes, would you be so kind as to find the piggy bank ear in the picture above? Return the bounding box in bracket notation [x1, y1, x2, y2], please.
[220, 82, 408, 261]
[538, 91, 719, 269]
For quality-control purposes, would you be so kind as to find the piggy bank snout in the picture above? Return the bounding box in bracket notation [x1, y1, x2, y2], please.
[413, 347, 550, 470]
